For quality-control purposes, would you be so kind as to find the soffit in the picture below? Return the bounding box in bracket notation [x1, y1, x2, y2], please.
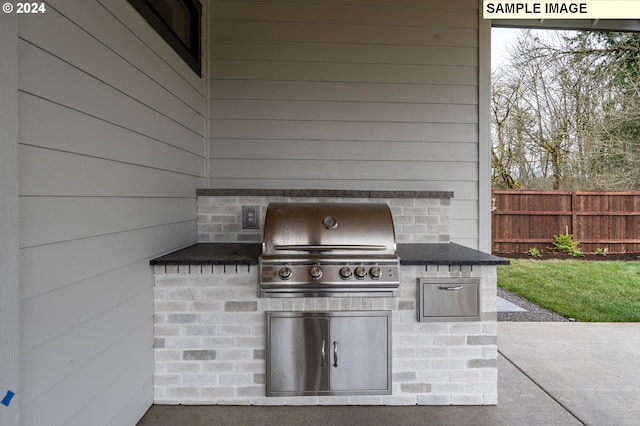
[492, 19, 640, 32]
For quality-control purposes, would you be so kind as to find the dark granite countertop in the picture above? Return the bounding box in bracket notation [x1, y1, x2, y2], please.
[150, 243, 508, 266]
[397, 243, 509, 265]
[150, 243, 261, 265]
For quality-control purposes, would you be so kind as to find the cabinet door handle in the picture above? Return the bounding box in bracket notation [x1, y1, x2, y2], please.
[321, 339, 326, 367]
[438, 285, 464, 291]
[333, 341, 339, 367]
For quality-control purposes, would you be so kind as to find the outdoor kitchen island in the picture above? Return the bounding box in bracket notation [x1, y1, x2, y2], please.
[150, 190, 507, 406]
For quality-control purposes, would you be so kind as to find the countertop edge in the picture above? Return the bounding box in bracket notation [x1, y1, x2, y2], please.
[196, 188, 454, 199]
[149, 243, 509, 266]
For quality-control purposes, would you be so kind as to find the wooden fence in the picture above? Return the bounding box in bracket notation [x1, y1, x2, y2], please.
[491, 190, 640, 254]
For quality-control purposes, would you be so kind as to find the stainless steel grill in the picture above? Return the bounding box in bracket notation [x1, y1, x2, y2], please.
[259, 202, 400, 297]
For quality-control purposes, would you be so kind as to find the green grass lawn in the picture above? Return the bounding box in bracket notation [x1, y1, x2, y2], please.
[497, 259, 640, 322]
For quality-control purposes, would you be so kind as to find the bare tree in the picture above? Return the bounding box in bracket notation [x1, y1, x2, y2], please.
[491, 67, 524, 188]
[491, 30, 640, 190]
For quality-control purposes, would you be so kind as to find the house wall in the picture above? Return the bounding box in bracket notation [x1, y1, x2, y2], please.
[207, 0, 483, 248]
[17, 1, 206, 424]
[1, 11, 20, 426]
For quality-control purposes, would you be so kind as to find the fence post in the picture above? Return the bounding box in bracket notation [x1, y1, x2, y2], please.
[571, 191, 578, 236]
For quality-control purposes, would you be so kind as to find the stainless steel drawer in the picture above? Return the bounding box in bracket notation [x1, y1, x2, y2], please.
[418, 278, 480, 321]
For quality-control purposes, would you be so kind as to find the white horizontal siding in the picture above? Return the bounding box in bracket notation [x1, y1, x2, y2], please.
[211, 20, 478, 46]
[19, 145, 201, 197]
[54, 0, 204, 109]
[19, 4, 204, 134]
[210, 100, 477, 123]
[210, 80, 478, 104]
[21, 267, 151, 395]
[208, 0, 480, 246]
[210, 120, 477, 141]
[451, 201, 480, 245]
[211, 1, 478, 27]
[210, 20, 478, 47]
[22, 313, 153, 426]
[20, 94, 203, 176]
[211, 140, 477, 161]
[20, 222, 196, 302]
[18, 0, 206, 424]
[97, 0, 204, 91]
[19, 197, 195, 248]
[211, 61, 477, 85]
[100, 376, 153, 426]
[71, 354, 154, 426]
[209, 159, 477, 180]
[19, 40, 203, 156]
[211, 40, 478, 65]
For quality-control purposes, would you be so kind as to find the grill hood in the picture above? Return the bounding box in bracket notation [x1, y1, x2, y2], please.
[262, 202, 396, 256]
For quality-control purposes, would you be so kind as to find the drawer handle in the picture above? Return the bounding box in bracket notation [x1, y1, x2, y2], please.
[438, 285, 464, 291]
[333, 341, 339, 367]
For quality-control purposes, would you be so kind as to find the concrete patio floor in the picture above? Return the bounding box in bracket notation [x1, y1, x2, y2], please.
[138, 322, 640, 425]
[137, 353, 580, 426]
[499, 322, 640, 426]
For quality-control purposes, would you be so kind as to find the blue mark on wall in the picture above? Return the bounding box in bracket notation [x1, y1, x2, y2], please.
[1, 390, 15, 407]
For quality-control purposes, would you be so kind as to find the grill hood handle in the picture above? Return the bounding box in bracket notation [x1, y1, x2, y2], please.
[273, 244, 388, 251]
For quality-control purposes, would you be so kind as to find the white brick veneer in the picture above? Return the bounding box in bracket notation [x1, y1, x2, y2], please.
[152, 264, 498, 405]
[197, 196, 450, 244]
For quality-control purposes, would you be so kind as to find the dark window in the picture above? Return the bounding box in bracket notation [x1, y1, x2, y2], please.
[128, 0, 202, 76]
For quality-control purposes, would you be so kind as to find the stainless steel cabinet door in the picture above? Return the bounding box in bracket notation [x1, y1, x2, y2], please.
[267, 315, 329, 395]
[266, 311, 391, 396]
[329, 314, 390, 392]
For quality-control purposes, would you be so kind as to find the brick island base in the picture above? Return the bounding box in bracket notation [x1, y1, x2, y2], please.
[152, 264, 498, 405]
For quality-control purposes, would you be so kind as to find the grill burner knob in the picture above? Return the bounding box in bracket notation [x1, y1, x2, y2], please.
[369, 266, 382, 280]
[339, 266, 352, 280]
[309, 265, 323, 280]
[354, 266, 367, 280]
[278, 266, 292, 280]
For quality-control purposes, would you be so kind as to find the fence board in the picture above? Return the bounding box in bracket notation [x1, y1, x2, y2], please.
[492, 190, 640, 254]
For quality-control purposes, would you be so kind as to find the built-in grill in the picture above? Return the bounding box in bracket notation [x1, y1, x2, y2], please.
[259, 202, 400, 297]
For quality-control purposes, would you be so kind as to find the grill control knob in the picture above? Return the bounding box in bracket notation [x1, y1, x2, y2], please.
[369, 266, 382, 280]
[354, 266, 367, 280]
[278, 266, 292, 280]
[339, 266, 352, 280]
[309, 265, 323, 280]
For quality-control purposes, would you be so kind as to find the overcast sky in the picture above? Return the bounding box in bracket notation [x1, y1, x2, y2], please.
[491, 27, 521, 68]
[492, 27, 581, 69]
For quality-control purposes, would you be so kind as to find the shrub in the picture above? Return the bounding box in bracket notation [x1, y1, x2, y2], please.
[527, 247, 542, 257]
[552, 233, 584, 257]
